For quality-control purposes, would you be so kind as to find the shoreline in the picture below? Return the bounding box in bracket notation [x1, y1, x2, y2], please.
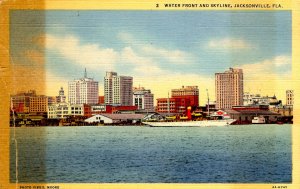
[9, 123, 292, 127]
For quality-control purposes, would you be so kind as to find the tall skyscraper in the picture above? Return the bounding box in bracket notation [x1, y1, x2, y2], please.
[68, 69, 99, 105]
[286, 90, 294, 106]
[104, 72, 133, 106]
[215, 68, 243, 109]
[120, 76, 133, 106]
[104, 72, 118, 104]
[133, 87, 154, 111]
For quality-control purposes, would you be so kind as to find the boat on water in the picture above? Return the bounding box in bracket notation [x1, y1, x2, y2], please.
[142, 118, 236, 127]
[142, 111, 236, 127]
[252, 116, 266, 124]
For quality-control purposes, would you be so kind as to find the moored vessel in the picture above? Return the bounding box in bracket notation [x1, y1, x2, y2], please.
[252, 116, 266, 124]
[142, 110, 236, 127]
[142, 118, 236, 127]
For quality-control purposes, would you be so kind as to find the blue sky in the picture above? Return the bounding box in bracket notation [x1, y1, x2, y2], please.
[10, 10, 292, 104]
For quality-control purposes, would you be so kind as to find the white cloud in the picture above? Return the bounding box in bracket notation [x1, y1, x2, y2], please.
[273, 55, 291, 67]
[118, 32, 193, 65]
[207, 38, 253, 50]
[239, 55, 291, 76]
[141, 45, 192, 65]
[46, 34, 118, 70]
[121, 47, 153, 66]
[46, 33, 191, 77]
[120, 47, 163, 76]
[237, 55, 292, 102]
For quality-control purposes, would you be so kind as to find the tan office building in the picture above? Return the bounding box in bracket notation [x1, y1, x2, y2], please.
[133, 87, 154, 111]
[215, 68, 244, 109]
[29, 96, 48, 113]
[286, 90, 294, 106]
[104, 72, 133, 106]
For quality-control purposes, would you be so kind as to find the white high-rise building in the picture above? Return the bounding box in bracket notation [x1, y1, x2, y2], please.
[133, 87, 154, 111]
[68, 69, 99, 105]
[104, 72, 133, 106]
[104, 72, 118, 104]
[215, 68, 244, 109]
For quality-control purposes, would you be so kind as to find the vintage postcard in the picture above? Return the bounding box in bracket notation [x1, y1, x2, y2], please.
[0, 0, 299, 189]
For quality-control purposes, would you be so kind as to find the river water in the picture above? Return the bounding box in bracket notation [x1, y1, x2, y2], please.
[10, 124, 291, 183]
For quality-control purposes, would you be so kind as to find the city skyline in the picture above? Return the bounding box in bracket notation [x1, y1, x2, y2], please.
[10, 10, 292, 105]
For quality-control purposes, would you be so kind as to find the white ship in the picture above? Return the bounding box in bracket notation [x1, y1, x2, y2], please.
[142, 111, 236, 127]
[252, 116, 266, 124]
[142, 118, 236, 127]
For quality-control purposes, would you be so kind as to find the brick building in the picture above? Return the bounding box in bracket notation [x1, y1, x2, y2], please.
[156, 86, 199, 114]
